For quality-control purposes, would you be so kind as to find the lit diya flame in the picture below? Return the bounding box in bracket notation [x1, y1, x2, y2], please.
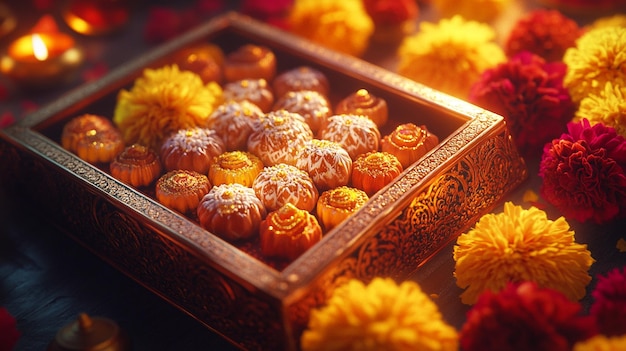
[31, 34, 48, 61]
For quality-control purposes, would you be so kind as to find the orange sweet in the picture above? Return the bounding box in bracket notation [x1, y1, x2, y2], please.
[110, 144, 162, 187]
[381, 123, 439, 169]
[351, 151, 403, 196]
[259, 203, 323, 261]
[316, 186, 369, 232]
[156, 169, 210, 214]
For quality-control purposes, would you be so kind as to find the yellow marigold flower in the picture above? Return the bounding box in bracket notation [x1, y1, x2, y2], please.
[563, 26, 626, 103]
[588, 14, 626, 30]
[431, 0, 511, 23]
[397, 15, 506, 99]
[573, 334, 626, 351]
[301, 277, 459, 351]
[113, 64, 223, 149]
[453, 202, 594, 305]
[286, 0, 374, 57]
[575, 82, 626, 139]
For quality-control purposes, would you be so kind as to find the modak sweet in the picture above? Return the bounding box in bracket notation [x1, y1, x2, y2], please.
[206, 100, 265, 151]
[209, 151, 264, 187]
[172, 43, 224, 84]
[197, 183, 267, 241]
[351, 151, 403, 196]
[247, 110, 314, 167]
[318, 114, 381, 160]
[259, 203, 323, 261]
[335, 89, 388, 127]
[272, 66, 330, 99]
[296, 139, 352, 191]
[252, 163, 319, 212]
[160, 127, 225, 175]
[156, 169, 211, 214]
[110, 144, 162, 187]
[316, 186, 369, 231]
[61, 113, 124, 164]
[223, 78, 275, 112]
[381, 123, 439, 169]
[223, 44, 276, 82]
[272, 90, 332, 134]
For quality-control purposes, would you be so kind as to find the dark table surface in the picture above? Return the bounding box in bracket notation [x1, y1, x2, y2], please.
[1, 1, 625, 351]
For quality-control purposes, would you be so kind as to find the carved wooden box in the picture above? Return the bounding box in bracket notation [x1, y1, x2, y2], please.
[0, 12, 527, 350]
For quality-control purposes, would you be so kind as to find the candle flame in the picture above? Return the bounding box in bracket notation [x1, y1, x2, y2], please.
[31, 34, 48, 61]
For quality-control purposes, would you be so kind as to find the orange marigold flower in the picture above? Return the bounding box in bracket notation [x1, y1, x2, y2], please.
[453, 202, 594, 305]
[301, 277, 458, 351]
[113, 64, 223, 149]
[431, 0, 511, 23]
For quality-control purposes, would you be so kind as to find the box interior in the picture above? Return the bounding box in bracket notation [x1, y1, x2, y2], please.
[30, 18, 471, 274]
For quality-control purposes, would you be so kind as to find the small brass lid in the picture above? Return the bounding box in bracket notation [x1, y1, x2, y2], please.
[48, 313, 130, 351]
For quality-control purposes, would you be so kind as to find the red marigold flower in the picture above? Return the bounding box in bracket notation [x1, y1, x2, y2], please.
[590, 266, 626, 336]
[539, 119, 626, 224]
[505, 9, 582, 62]
[0, 307, 20, 351]
[469, 51, 574, 157]
[143, 6, 201, 44]
[82, 62, 109, 82]
[0, 112, 15, 129]
[460, 281, 597, 351]
[239, 0, 292, 22]
[363, 0, 419, 25]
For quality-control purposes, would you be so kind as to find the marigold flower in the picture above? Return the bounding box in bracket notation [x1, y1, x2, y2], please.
[286, 0, 374, 57]
[454, 202, 594, 305]
[469, 51, 574, 157]
[563, 26, 626, 103]
[589, 266, 626, 336]
[460, 281, 598, 351]
[539, 119, 626, 224]
[0, 307, 20, 351]
[239, 0, 292, 23]
[398, 15, 505, 99]
[301, 277, 459, 351]
[588, 14, 626, 31]
[505, 9, 581, 62]
[575, 82, 626, 139]
[574, 335, 626, 351]
[431, 0, 511, 23]
[113, 64, 223, 149]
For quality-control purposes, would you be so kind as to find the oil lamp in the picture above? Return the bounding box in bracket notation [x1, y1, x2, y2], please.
[0, 16, 84, 90]
[63, 0, 130, 36]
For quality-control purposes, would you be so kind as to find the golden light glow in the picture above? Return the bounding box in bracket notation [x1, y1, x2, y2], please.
[31, 34, 48, 61]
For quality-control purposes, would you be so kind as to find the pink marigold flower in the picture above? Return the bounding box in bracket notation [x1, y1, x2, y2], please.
[469, 51, 574, 157]
[539, 119, 626, 224]
[505, 9, 582, 62]
[590, 266, 626, 336]
[460, 281, 597, 351]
